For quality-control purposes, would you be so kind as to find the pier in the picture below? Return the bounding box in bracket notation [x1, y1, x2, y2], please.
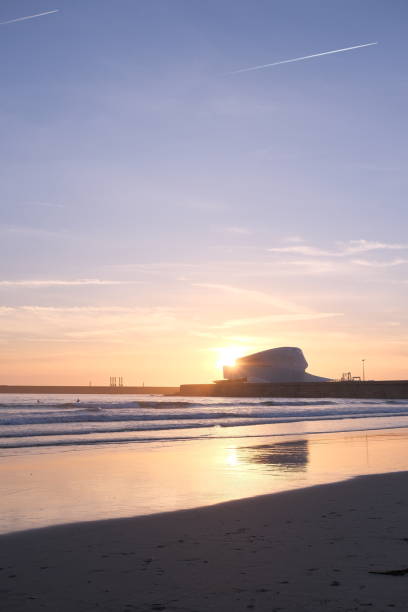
[0, 385, 179, 395]
[179, 380, 408, 399]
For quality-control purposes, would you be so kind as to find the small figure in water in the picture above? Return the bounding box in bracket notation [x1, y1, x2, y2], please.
[76, 398, 80, 403]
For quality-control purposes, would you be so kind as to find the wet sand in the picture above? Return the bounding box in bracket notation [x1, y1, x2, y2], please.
[1, 471, 408, 611]
[3, 428, 408, 535]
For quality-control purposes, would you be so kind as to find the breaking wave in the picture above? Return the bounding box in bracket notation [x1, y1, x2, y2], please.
[1, 394, 408, 450]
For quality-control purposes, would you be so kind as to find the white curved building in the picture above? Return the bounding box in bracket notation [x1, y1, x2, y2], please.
[223, 347, 330, 383]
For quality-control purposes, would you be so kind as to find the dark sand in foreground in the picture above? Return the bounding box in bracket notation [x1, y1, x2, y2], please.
[1, 472, 408, 611]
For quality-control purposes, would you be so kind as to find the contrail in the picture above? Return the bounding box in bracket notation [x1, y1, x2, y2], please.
[0, 9, 59, 26]
[229, 42, 378, 74]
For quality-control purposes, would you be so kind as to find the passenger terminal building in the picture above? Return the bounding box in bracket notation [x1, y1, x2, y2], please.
[223, 347, 329, 383]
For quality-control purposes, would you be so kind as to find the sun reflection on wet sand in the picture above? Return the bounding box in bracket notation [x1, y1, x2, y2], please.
[1, 427, 408, 534]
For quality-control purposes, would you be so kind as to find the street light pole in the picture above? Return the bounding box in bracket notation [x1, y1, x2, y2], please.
[362, 359, 366, 382]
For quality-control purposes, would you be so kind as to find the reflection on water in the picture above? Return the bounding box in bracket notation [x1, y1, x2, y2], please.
[238, 440, 309, 472]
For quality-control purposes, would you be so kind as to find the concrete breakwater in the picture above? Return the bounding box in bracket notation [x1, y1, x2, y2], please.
[0, 385, 179, 395]
[2, 381, 408, 399]
[179, 380, 408, 399]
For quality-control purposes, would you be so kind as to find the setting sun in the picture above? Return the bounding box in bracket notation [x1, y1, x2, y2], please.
[215, 346, 246, 369]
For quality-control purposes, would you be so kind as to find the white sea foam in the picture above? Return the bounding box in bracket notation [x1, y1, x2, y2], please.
[0, 394, 407, 450]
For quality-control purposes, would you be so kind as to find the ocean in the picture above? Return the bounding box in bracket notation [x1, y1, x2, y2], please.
[1, 394, 408, 450]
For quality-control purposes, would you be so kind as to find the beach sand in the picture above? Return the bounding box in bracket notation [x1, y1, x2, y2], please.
[1, 471, 408, 611]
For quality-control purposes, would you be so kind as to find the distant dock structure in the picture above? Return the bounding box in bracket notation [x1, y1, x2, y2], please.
[179, 380, 408, 399]
[109, 376, 124, 388]
[0, 385, 178, 395]
[180, 346, 408, 399]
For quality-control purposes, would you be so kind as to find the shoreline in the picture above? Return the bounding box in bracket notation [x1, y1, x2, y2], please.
[0, 468, 405, 539]
[2, 471, 408, 611]
[2, 420, 408, 451]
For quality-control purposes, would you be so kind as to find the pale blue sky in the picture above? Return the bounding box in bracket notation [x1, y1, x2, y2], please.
[0, 1, 407, 383]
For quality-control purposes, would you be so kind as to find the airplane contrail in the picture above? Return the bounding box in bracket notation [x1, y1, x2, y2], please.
[0, 9, 59, 26]
[229, 42, 378, 74]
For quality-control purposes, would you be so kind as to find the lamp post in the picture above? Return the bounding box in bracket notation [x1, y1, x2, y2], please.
[362, 359, 366, 382]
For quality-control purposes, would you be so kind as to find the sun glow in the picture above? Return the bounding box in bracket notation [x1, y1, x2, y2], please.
[225, 447, 240, 467]
[215, 346, 245, 369]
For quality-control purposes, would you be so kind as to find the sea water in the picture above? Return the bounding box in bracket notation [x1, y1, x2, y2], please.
[1, 394, 408, 449]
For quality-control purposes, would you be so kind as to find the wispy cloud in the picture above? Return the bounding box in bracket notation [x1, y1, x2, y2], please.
[352, 259, 408, 268]
[269, 239, 408, 258]
[343, 240, 408, 254]
[229, 42, 378, 74]
[0, 9, 59, 26]
[194, 283, 343, 329]
[283, 235, 304, 244]
[194, 283, 309, 314]
[0, 225, 62, 238]
[223, 226, 252, 235]
[279, 259, 343, 275]
[269, 245, 334, 256]
[1, 305, 173, 314]
[214, 312, 343, 329]
[0, 305, 190, 344]
[0, 279, 137, 288]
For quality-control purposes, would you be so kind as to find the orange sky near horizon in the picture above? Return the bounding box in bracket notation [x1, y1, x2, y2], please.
[0, 269, 406, 385]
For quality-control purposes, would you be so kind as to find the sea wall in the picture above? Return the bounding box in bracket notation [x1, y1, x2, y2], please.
[179, 380, 408, 399]
[0, 385, 179, 395]
[3, 381, 408, 399]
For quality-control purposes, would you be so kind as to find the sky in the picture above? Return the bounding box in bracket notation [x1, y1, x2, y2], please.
[0, 0, 407, 385]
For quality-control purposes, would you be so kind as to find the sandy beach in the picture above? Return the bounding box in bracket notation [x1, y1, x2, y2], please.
[2, 471, 408, 612]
